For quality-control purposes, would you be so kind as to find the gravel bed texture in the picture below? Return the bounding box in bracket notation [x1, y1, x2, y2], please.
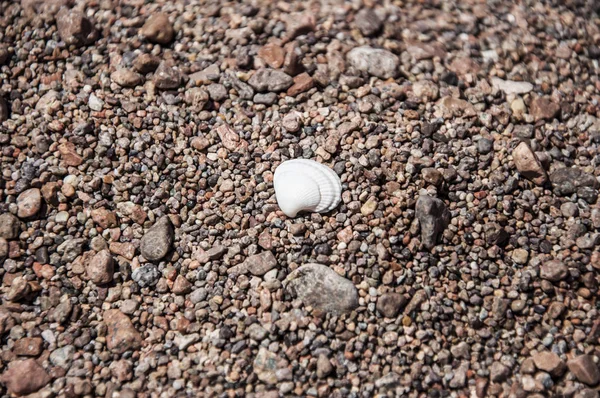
[0, 0, 600, 397]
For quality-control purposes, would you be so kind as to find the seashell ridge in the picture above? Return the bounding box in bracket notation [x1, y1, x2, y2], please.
[273, 159, 342, 217]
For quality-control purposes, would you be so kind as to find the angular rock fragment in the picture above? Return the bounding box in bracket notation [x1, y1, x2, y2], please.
[140, 13, 174, 44]
[87, 249, 114, 284]
[416, 195, 450, 249]
[568, 355, 599, 386]
[56, 8, 98, 47]
[104, 309, 142, 354]
[513, 142, 548, 186]
[0, 358, 51, 396]
[346, 46, 399, 79]
[285, 263, 358, 314]
[354, 8, 382, 36]
[228, 251, 277, 276]
[550, 168, 599, 203]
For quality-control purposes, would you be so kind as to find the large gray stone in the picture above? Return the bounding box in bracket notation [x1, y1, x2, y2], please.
[285, 263, 358, 314]
[346, 46, 399, 79]
[140, 216, 174, 261]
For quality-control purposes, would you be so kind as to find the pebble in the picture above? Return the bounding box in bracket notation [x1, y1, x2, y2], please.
[16, 188, 42, 219]
[532, 351, 566, 377]
[140, 216, 174, 262]
[540, 260, 568, 282]
[231, 251, 278, 276]
[253, 347, 289, 385]
[140, 13, 174, 44]
[109, 242, 136, 260]
[530, 97, 561, 121]
[287, 72, 314, 96]
[354, 8, 382, 36]
[491, 77, 533, 95]
[56, 8, 98, 47]
[246, 323, 268, 341]
[490, 362, 510, 382]
[416, 195, 450, 249]
[172, 275, 192, 295]
[205, 84, 227, 101]
[0, 46, 8, 65]
[133, 53, 160, 74]
[50, 298, 73, 324]
[50, 345, 75, 368]
[6, 276, 31, 301]
[248, 68, 293, 92]
[421, 168, 444, 186]
[0, 214, 20, 240]
[512, 142, 548, 186]
[0, 359, 51, 396]
[282, 112, 302, 133]
[477, 138, 494, 154]
[104, 309, 142, 354]
[153, 62, 182, 90]
[346, 46, 400, 79]
[285, 13, 315, 39]
[111, 69, 144, 88]
[316, 355, 334, 378]
[285, 263, 358, 314]
[376, 293, 408, 318]
[91, 208, 117, 229]
[88, 94, 103, 111]
[258, 43, 285, 69]
[132, 264, 160, 287]
[512, 248, 529, 265]
[87, 250, 114, 285]
[436, 96, 477, 117]
[0, 97, 8, 121]
[567, 355, 600, 386]
[13, 337, 43, 357]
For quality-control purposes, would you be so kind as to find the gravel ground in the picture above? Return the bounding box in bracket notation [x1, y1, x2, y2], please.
[1, 0, 600, 397]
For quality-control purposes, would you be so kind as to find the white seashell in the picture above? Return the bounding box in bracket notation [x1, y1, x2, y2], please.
[274, 159, 342, 217]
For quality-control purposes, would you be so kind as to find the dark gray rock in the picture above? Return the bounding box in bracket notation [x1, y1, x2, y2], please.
[416, 195, 450, 249]
[550, 167, 599, 203]
[0, 97, 8, 121]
